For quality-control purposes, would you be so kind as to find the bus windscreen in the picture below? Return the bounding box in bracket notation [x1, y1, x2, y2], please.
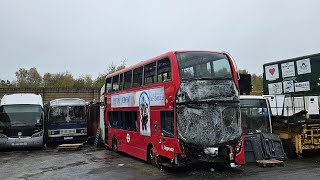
[0, 105, 42, 127]
[240, 99, 270, 134]
[176, 52, 233, 81]
[49, 106, 85, 123]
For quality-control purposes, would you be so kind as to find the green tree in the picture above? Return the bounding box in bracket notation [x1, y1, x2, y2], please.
[84, 75, 93, 88]
[15, 67, 42, 88]
[43, 73, 53, 87]
[251, 74, 263, 95]
[93, 60, 127, 88]
[61, 72, 74, 88]
[74, 77, 85, 88]
[93, 74, 105, 88]
[42, 72, 75, 88]
[28, 67, 42, 87]
[0, 79, 14, 88]
[74, 75, 93, 88]
[15, 68, 28, 87]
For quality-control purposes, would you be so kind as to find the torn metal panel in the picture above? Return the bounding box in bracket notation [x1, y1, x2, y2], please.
[176, 80, 241, 146]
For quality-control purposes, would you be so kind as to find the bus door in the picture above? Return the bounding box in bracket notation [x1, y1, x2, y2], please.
[158, 110, 175, 158]
[121, 111, 139, 157]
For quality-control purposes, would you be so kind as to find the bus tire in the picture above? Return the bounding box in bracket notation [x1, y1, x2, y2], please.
[112, 136, 118, 152]
[147, 144, 155, 165]
[42, 143, 47, 150]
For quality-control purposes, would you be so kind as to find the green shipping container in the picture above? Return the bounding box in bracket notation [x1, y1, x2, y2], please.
[263, 53, 320, 95]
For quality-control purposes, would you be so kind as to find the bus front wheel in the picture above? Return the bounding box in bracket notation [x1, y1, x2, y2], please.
[147, 144, 155, 165]
[112, 137, 118, 152]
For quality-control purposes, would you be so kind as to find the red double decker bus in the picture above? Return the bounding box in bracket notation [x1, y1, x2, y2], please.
[104, 50, 245, 167]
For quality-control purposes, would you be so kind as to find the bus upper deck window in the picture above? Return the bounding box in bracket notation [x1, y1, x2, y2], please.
[157, 58, 171, 82]
[123, 70, 132, 89]
[144, 62, 156, 85]
[112, 75, 120, 91]
[105, 78, 112, 93]
[119, 73, 124, 90]
[133, 67, 143, 88]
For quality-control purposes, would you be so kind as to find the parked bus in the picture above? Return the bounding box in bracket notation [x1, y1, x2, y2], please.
[0, 93, 45, 149]
[104, 51, 245, 167]
[46, 98, 87, 143]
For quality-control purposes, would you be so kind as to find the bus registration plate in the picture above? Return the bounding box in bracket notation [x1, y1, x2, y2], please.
[12, 142, 27, 146]
[64, 137, 73, 140]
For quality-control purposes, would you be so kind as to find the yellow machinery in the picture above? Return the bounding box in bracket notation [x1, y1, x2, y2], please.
[265, 95, 320, 158]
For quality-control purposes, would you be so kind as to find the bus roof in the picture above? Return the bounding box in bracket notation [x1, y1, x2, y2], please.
[49, 98, 86, 106]
[0, 93, 43, 107]
[106, 50, 225, 78]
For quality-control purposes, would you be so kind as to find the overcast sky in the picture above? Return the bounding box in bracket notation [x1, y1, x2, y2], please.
[0, 0, 319, 81]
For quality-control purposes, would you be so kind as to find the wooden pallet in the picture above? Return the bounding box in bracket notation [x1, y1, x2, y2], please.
[57, 143, 83, 151]
[256, 159, 284, 167]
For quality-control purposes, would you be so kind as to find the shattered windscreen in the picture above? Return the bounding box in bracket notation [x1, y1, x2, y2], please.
[49, 106, 85, 123]
[176, 52, 241, 147]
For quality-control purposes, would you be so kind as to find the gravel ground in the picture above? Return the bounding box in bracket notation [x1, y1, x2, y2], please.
[1, 146, 320, 180]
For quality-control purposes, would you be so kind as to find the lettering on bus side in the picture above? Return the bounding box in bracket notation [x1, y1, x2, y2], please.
[162, 144, 174, 152]
[149, 94, 164, 102]
[111, 87, 165, 108]
[121, 97, 130, 104]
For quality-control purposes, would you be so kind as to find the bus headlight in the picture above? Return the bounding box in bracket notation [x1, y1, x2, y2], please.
[49, 130, 60, 135]
[76, 129, 87, 134]
[235, 139, 242, 153]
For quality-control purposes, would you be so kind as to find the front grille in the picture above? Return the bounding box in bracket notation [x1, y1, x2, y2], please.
[61, 129, 76, 135]
[3, 127, 37, 138]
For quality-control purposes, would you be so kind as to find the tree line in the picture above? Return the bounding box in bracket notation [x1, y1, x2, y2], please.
[0, 63, 263, 94]
[0, 61, 126, 89]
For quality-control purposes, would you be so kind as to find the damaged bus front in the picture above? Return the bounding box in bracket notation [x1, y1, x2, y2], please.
[175, 51, 244, 165]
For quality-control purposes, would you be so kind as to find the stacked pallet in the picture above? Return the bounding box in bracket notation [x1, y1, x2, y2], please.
[256, 159, 284, 167]
[57, 143, 83, 151]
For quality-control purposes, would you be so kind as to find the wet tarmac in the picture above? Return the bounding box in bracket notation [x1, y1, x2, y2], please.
[1, 146, 320, 180]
